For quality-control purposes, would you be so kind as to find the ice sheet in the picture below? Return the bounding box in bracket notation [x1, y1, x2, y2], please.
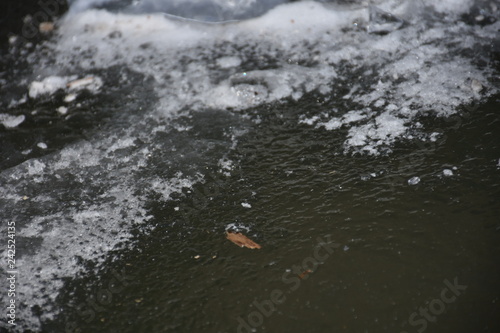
[0, 114, 25, 128]
[1, 0, 499, 330]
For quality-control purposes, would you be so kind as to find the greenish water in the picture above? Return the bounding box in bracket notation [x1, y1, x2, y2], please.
[47, 96, 500, 333]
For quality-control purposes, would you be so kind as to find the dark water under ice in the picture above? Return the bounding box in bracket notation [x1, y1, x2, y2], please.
[43, 95, 500, 333]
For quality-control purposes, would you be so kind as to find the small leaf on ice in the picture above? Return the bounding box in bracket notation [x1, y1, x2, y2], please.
[226, 231, 261, 249]
[298, 269, 313, 280]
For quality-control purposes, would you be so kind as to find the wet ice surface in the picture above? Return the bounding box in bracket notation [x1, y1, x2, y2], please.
[0, 0, 499, 331]
[0, 109, 247, 329]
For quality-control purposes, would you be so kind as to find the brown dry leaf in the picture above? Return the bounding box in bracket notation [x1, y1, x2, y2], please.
[226, 231, 261, 249]
[298, 269, 313, 280]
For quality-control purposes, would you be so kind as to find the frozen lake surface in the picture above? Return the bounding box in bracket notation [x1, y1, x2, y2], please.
[1, 0, 499, 332]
